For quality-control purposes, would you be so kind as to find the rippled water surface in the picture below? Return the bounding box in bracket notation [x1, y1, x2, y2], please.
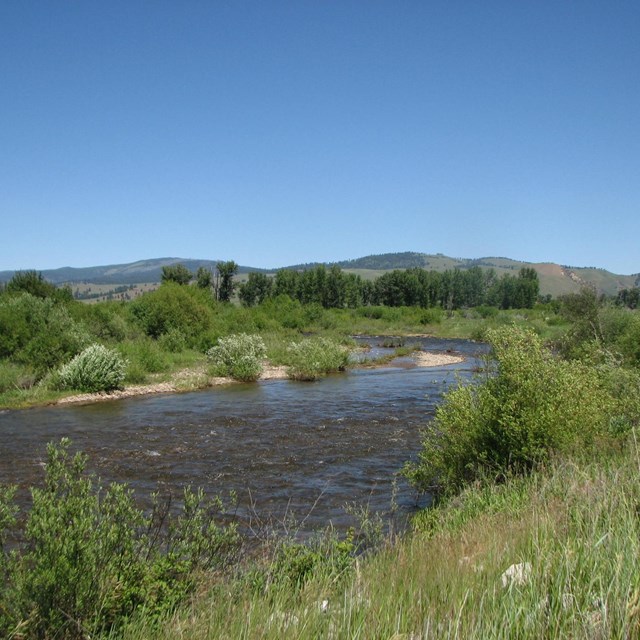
[0, 337, 487, 535]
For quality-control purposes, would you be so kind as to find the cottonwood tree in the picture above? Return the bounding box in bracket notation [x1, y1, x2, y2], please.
[215, 261, 238, 302]
[161, 264, 193, 286]
[196, 266, 213, 290]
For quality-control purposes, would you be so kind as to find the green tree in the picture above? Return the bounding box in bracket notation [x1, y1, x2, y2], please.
[273, 269, 300, 299]
[161, 264, 193, 286]
[196, 266, 213, 290]
[4, 270, 73, 302]
[215, 261, 238, 302]
[238, 272, 273, 306]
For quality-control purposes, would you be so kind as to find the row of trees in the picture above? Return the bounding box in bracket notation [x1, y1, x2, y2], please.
[161, 261, 238, 302]
[1, 262, 539, 314]
[238, 265, 540, 310]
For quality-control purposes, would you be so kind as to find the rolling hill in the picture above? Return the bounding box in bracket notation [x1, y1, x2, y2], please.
[0, 253, 637, 298]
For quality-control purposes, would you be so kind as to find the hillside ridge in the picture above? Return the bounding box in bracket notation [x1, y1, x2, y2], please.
[0, 252, 638, 297]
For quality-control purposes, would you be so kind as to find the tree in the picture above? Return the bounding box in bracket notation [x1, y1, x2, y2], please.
[238, 273, 273, 307]
[6, 270, 60, 299]
[215, 261, 238, 302]
[161, 264, 193, 286]
[196, 266, 213, 290]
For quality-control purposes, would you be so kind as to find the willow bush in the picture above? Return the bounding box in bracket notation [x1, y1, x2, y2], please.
[285, 337, 350, 381]
[405, 325, 617, 497]
[55, 344, 128, 393]
[0, 440, 240, 639]
[206, 333, 266, 381]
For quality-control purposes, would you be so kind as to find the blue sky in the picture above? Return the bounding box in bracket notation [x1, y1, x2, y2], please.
[1, 1, 639, 274]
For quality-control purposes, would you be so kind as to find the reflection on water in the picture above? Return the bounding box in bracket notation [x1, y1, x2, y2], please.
[0, 337, 487, 536]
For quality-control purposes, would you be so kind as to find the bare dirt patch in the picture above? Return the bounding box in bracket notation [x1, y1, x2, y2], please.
[412, 351, 464, 367]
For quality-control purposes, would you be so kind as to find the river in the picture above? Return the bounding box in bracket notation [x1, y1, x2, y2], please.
[0, 337, 487, 537]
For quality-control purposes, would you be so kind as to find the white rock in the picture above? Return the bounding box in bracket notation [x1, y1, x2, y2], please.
[501, 562, 532, 588]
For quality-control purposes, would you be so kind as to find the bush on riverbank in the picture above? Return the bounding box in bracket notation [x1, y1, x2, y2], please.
[0, 293, 90, 379]
[404, 325, 630, 497]
[0, 440, 240, 639]
[54, 344, 128, 393]
[284, 337, 350, 381]
[103, 441, 640, 640]
[206, 333, 266, 381]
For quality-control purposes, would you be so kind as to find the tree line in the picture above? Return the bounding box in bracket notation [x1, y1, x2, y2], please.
[238, 264, 540, 310]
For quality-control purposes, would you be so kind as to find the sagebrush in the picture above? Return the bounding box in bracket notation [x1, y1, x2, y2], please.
[56, 343, 128, 392]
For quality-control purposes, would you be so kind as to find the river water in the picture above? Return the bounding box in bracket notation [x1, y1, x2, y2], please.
[0, 337, 487, 537]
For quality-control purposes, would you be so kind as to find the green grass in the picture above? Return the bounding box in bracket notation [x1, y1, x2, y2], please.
[112, 441, 640, 639]
[0, 303, 570, 410]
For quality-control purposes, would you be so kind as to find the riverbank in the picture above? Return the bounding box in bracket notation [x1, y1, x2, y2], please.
[55, 349, 464, 406]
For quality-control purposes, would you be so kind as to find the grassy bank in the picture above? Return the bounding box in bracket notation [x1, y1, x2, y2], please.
[110, 444, 640, 639]
[2, 307, 640, 636]
[0, 298, 567, 410]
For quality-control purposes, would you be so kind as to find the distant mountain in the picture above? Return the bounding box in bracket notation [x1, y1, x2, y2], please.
[0, 252, 637, 298]
[0, 258, 267, 286]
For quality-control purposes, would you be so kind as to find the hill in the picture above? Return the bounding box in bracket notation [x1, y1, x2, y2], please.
[0, 258, 267, 287]
[0, 253, 637, 298]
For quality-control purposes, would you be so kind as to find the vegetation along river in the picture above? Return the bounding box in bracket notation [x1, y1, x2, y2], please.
[0, 337, 487, 537]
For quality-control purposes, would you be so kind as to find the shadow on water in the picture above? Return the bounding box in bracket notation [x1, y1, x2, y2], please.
[0, 337, 487, 537]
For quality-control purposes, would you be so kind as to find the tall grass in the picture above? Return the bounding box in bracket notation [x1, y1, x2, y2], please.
[116, 443, 640, 639]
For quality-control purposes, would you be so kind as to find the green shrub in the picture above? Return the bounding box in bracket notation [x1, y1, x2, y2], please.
[118, 338, 169, 375]
[0, 361, 36, 393]
[0, 440, 239, 639]
[474, 304, 499, 319]
[56, 344, 127, 393]
[285, 337, 350, 381]
[130, 283, 213, 346]
[73, 301, 131, 342]
[420, 307, 443, 324]
[0, 293, 89, 376]
[158, 327, 188, 353]
[206, 333, 266, 381]
[404, 326, 615, 497]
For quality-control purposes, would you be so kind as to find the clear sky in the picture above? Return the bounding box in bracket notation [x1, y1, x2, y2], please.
[1, 1, 639, 274]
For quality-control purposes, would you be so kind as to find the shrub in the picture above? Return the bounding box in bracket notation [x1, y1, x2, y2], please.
[117, 338, 169, 376]
[0, 440, 240, 639]
[420, 307, 443, 325]
[56, 344, 127, 393]
[0, 293, 89, 377]
[206, 334, 266, 382]
[285, 337, 350, 381]
[130, 283, 213, 346]
[404, 326, 615, 497]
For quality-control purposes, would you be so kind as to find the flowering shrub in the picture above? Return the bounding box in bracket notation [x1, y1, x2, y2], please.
[206, 334, 266, 382]
[286, 337, 350, 381]
[56, 344, 127, 392]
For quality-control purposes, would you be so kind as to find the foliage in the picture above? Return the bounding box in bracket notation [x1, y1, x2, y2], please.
[269, 529, 356, 589]
[206, 333, 266, 381]
[285, 337, 350, 381]
[196, 266, 213, 290]
[72, 301, 131, 342]
[557, 287, 640, 367]
[215, 261, 238, 302]
[4, 269, 72, 302]
[161, 264, 193, 286]
[130, 283, 213, 345]
[0, 293, 90, 377]
[404, 326, 615, 496]
[616, 286, 640, 309]
[239, 272, 273, 307]
[117, 337, 169, 379]
[55, 344, 128, 393]
[0, 440, 240, 639]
